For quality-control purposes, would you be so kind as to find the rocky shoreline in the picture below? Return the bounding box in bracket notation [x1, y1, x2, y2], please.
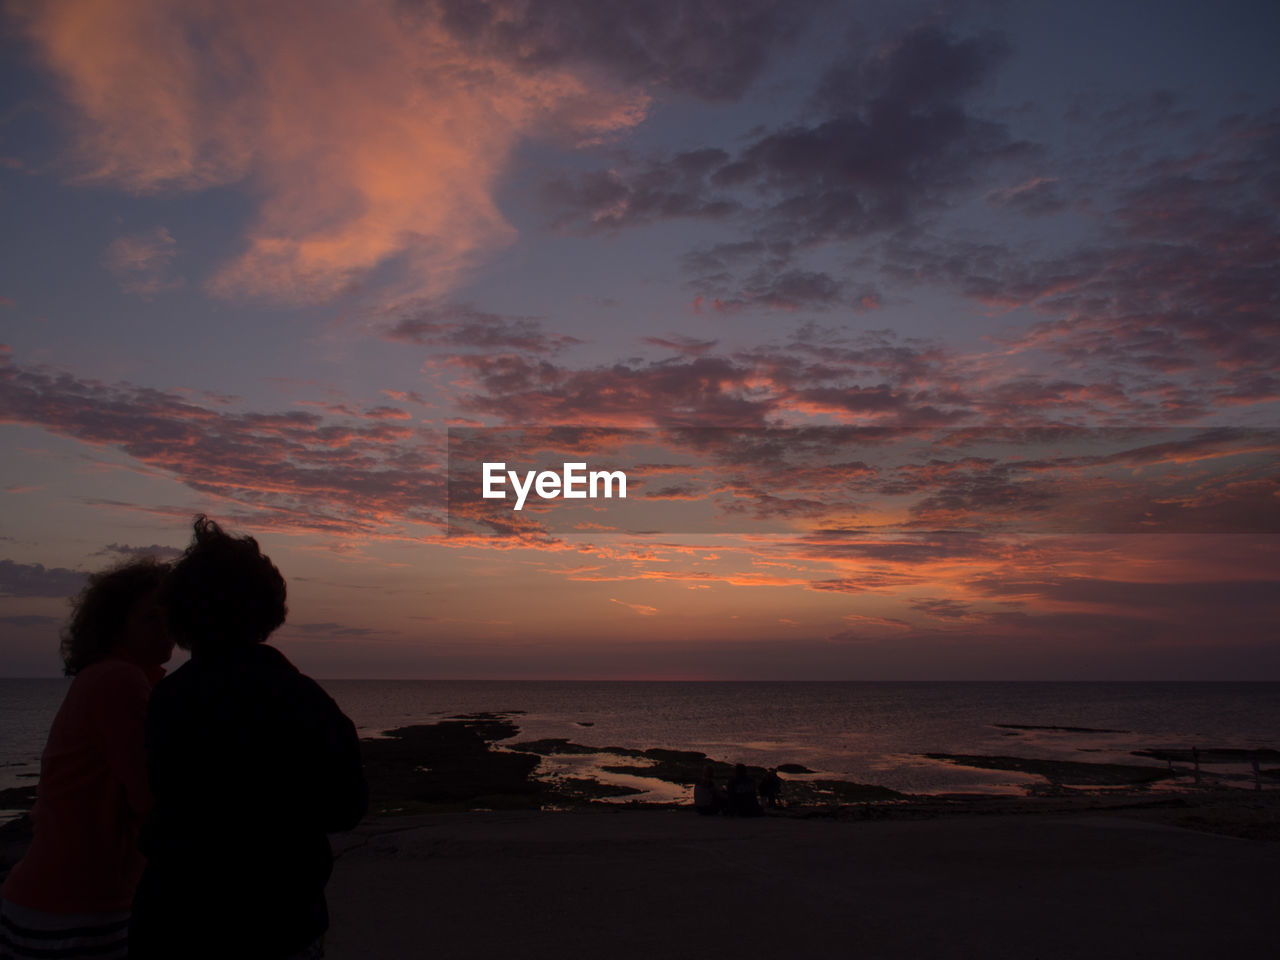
[3, 709, 1278, 881]
[350, 711, 1280, 841]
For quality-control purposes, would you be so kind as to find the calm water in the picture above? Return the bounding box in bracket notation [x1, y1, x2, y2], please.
[3, 680, 1277, 802]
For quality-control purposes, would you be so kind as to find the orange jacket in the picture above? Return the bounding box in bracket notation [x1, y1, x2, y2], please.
[2, 657, 163, 913]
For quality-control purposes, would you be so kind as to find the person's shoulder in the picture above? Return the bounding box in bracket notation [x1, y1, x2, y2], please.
[76, 657, 151, 693]
[255, 642, 300, 671]
[78, 656, 142, 680]
[254, 643, 310, 688]
[150, 657, 193, 687]
[146, 658, 197, 708]
[258, 645, 341, 707]
[70, 657, 153, 712]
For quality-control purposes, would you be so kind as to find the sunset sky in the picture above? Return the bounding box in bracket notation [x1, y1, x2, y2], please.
[1, 0, 1276, 679]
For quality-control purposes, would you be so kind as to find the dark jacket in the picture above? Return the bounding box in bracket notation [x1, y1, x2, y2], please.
[130, 643, 366, 959]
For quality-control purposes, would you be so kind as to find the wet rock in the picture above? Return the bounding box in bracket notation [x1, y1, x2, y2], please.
[507, 738, 617, 756]
[362, 717, 544, 812]
[549, 778, 642, 802]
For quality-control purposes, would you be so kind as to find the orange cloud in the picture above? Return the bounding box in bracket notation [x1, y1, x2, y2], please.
[609, 598, 658, 616]
[15, 0, 648, 303]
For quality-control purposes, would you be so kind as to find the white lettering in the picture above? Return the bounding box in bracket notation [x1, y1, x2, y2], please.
[482, 462, 506, 498]
[509, 470, 536, 511]
[535, 470, 561, 499]
[591, 469, 627, 499]
[481, 462, 627, 510]
[562, 462, 587, 498]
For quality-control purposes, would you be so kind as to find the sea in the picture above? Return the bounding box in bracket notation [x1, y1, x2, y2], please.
[2, 680, 1277, 811]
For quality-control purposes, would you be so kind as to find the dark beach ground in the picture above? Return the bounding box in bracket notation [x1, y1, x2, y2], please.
[2, 712, 1277, 958]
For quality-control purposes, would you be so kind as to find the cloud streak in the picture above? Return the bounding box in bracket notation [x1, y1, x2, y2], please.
[0, 560, 87, 598]
[384, 303, 582, 354]
[544, 25, 1030, 306]
[0, 355, 443, 536]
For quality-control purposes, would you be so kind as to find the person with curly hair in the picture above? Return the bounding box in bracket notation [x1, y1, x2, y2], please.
[1, 556, 173, 960]
[128, 516, 366, 960]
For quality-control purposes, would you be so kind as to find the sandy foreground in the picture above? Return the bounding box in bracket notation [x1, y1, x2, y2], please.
[324, 806, 1278, 960]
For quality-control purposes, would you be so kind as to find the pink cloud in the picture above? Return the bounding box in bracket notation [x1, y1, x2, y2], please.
[15, 0, 648, 304]
[102, 226, 182, 298]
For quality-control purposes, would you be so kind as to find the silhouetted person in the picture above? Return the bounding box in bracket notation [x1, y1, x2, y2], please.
[2, 557, 172, 959]
[728, 763, 762, 817]
[129, 517, 366, 960]
[693, 763, 725, 815]
[759, 767, 783, 809]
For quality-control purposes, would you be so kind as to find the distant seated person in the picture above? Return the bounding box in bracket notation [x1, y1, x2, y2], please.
[693, 763, 725, 815]
[759, 767, 783, 809]
[728, 763, 762, 817]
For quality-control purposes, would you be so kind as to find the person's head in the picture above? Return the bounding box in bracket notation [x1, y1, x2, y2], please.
[161, 515, 287, 652]
[734, 763, 747, 777]
[701, 763, 716, 784]
[61, 557, 172, 676]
